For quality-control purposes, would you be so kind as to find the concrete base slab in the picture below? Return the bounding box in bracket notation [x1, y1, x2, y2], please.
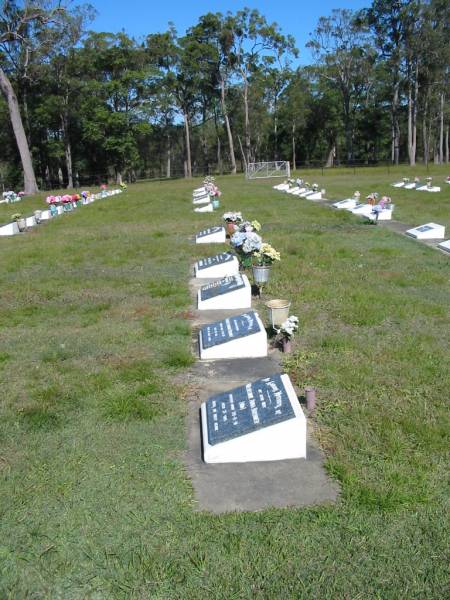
[187, 419, 338, 513]
[194, 203, 213, 213]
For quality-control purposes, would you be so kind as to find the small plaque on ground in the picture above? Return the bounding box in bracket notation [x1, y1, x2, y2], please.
[197, 273, 251, 310]
[406, 223, 446, 239]
[194, 252, 239, 279]
[198, 311, 267, 359]
[195, 226, 226, 244]
[206, 374, 294, 445]
[200, 274, 245, 301]
[201, 311, 261, 349]
[197, 252, 234, 271]
[200, 373, 306, 463]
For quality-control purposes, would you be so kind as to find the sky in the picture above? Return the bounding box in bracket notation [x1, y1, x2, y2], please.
[89, 0, 369, 65]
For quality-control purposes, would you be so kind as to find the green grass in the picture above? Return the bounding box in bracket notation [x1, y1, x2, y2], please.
[292, 163, 450, 228]
[0, 170, 449, 598]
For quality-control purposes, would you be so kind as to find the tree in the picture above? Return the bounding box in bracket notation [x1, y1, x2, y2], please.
[0, 0, 89, 193]
[308, 9, 375, 163]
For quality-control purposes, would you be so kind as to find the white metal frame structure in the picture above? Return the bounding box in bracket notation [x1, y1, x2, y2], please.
[246, 161, 290, 180]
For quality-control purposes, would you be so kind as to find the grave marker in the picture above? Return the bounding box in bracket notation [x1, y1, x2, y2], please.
[194, 252, 239, 278]
[438, 239, 450, 253]
[199, 311, 267, 359]
[406, 223, 446, 239]
[201, 373, 306, 463]
[198, 273, 251, 310]
[195, 226, 226, 244]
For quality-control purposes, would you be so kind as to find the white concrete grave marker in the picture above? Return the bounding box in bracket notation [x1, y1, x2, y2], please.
[391, 181, 405, 188]
[25, 216, 37, 227]
[194, 252, 239, 279]
[197, 273, 251, 310]
[438, 239, 450, 253]
[201, 373, 307, 463]
[273, 183, 289, 191]
[416, 185, 441, 193]
[349, 203, 374, 217]
[199, 311, 267, 360]
[194, 203, 213, 213]
[195, 226, 226, 244]
[406, 223, 446, 240]
[0, 221, 20, 236]
[193, 195, 211, 205]
[404, 182, 417, 189]
[306, 192, 323, 200]
[333, 198, 359, 209]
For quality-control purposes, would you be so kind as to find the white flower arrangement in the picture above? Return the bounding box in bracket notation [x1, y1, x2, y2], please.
[223, 211, 242, 223]
[312, 183, 319, 191]
[403, 177, 410, 183]
[354, 191, 361, 199]
[277, 315, 299, 339]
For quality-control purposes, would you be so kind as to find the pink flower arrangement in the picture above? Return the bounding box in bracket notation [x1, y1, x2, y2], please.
[61, 194, 72, 203]
[46, 195, 58, 204]
[100, 184, 107, 190]
[18, 191, 25, 197]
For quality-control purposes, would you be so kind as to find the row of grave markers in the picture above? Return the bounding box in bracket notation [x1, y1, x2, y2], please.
[0, 189, 124, 237]
[191, 188, 307, 464]
[273, 182, 449, 251]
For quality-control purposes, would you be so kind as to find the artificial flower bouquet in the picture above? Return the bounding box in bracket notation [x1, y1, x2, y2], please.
[3, 191, 19, 203]
[277, 315, 299, 339]
[230, 229, 262, 268]
[223, 211, 242, 223]
[252, 243, 281, 266]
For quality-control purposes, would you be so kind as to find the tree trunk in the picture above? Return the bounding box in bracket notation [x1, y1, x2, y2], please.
[291, 122, 296, 169]
[217, 136, 223, 175]
[58, 167, 64, 187]
[392, 81, 400, 165]
[0, 67, 38, 194]
[220, 78, 236, 174]
[242, 76, 251, 165]
[184, 111, 192, 178]
[325, 144, 336, 168]
[407, 70, 418, 166]
[422, 92, 429, 165]
[116, 171, 123, 185]
[166, 133, 171, 178]
[61, 112, 73, 189]
[445, 124, 449, 163]
[439, 91, 444, 164]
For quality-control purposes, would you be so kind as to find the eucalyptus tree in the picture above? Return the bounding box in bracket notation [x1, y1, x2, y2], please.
[0, 0, 87, 193]
[146, 28, 203, 178]
[308, 9, 375, 163]
[188, 12, 237, 173]
[228, 7, 298, 165]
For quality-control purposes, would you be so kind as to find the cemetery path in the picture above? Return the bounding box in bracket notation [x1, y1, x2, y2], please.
[183, 274, 339, 513]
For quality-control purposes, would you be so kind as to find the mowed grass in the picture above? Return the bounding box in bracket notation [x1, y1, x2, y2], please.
[0, 170, 449, 598]
[293, 164, 450, 228]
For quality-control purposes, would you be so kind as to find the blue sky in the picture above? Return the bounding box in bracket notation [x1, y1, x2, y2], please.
[89, 0, 369, 64]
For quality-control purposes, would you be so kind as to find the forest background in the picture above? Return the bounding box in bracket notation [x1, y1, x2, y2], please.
[0, 0, 448, 193]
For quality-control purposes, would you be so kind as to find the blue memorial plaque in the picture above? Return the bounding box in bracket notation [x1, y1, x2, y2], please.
[206, 374, 295, 446]
[200, 311, 261, 349]
[200, 274, 245, 301]
[416, 225, 433, 233]
[197, 252, 234, 271]
[196, 226, 222, 239]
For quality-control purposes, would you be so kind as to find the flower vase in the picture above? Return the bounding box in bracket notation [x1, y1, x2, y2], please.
[34, 210, 42, 224]
[282, 338, 292, 353]
[252, 265, 271, 285]
[212, 198, 220, 209]
[16, 218, 26, 232]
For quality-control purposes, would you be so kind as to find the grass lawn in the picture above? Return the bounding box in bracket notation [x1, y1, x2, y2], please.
[0, 169, 449, 598]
